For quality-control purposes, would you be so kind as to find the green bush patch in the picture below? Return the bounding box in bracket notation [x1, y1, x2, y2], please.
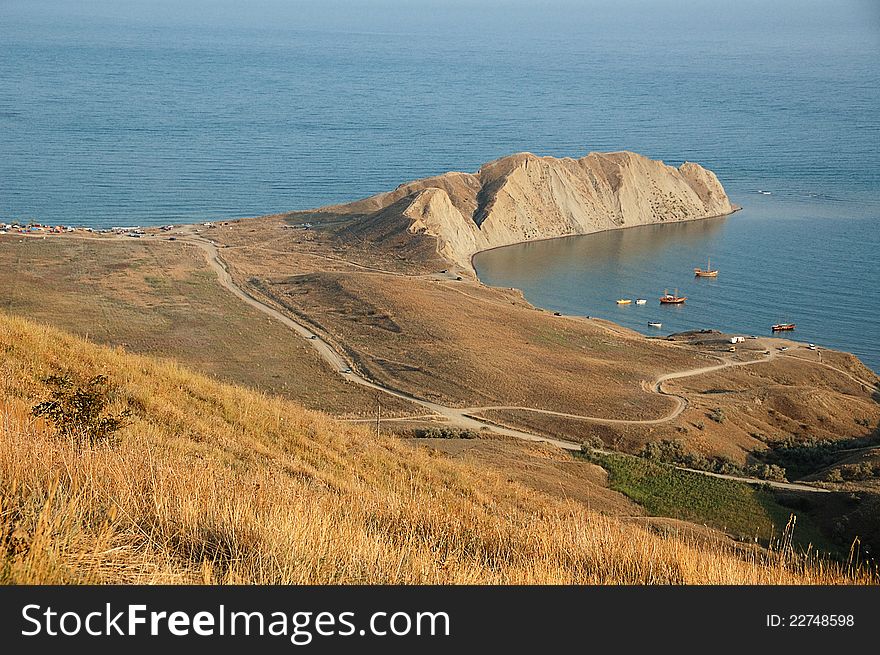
[587, 452, 834, 553]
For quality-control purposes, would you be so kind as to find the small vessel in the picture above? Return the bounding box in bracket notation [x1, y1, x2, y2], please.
[694, 257, 718, 277]
[616, 299, 632, 305]
[659, 289, 686, 304]
[648, 321, 662, 328]
[771, 323, 796, 331]
[635, 298, 647, 305]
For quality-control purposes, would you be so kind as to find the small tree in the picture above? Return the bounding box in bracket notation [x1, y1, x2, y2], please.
[826, 469, 844, 483]
[32, 374, 129, 446]
[579, 437, 604, 460]
[640, 439, 689, 464]
[708, 407, 726, 423]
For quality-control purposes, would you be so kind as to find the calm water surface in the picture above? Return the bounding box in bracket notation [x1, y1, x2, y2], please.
[1, 1, 878, 367]
[475, 194, 880, 372]
[2, 1, 878, 225]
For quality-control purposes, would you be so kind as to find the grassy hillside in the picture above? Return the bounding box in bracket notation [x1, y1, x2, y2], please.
[208, 214, 880, 453]
[0, 236, 417, 417]
[0, 312, 873, 584]
[588, 453, 834, 552]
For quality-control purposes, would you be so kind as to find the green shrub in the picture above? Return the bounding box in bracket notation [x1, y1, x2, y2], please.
[31, 374, 129, 446]
[841, 462, 879, 481]
[580, 436, 604, 455]
[760, 434, 880, 478]
[708, 408, 726, 423]
[825, 469, 844, 483]
[638, 439, 787, 481]
[414, 426, 477, 439]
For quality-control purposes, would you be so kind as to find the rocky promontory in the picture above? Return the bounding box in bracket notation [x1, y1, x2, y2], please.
[331, 151, 734, 272]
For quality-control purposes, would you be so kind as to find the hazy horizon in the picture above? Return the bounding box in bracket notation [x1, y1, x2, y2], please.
[2, 0, 877, 224]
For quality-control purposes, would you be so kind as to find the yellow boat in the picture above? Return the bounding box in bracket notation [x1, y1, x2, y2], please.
[616, 299, 632, 305]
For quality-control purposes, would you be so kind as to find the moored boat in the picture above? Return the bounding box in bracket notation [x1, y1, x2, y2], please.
[616, 299, 632, 305]
[648, 321, 662, 328]
[771, 323, 796, 331]
[659, 289, 686, 304]
[694, 257, 718, 277]
[635, 298, 647, 305]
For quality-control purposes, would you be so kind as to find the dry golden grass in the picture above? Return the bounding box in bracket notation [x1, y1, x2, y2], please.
[200, 214, 702, 415]
[410, 435, 642, 515]
[0, 312, 874, 584]
[0, 235, 417, 417]
[208, 216, 879, 446]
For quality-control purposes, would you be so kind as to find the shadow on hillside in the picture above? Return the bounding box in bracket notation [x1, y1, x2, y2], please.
[751, 418, 880, 482]
[771, 490, 880, 565]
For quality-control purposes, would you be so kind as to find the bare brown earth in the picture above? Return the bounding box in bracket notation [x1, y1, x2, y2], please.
[255, 270, 699, 414]
[196, 217, 701, 416]
[189, 214, 880, 467]
[0, 235, 417, 417]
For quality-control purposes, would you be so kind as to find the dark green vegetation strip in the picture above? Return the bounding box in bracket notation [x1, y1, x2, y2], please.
[588, 452, 834, 554]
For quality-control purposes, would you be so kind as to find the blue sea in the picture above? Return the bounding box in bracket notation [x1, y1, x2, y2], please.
[475, 197, 880, 371]
[1, 1, 878, 368]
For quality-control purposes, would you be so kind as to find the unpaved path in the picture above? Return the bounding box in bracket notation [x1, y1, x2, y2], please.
[72, 228, 826, 494]
[4, 231, 864, 497]
[182, 231, 779, 431]
[463, 352, 781, 425]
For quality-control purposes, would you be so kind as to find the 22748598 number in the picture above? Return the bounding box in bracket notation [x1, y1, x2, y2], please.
[766, 614, 854, 627]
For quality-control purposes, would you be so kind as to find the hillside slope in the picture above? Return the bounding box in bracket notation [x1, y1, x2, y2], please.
[0, 312, 868, 584]
[331, 152, 733, 271]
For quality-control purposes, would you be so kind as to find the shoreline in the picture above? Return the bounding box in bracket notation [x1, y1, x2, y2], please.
[6, 201, 877, 374]
[466, 205, 878, 375]
[467, 205, 742, 275]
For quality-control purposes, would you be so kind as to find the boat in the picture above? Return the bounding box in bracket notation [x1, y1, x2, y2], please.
[659, 289, 686, 304]
[648, 321, 662, 328]
[616, 299, 632, 305]
[635, 298, 647, 305]
[771, 323, 796, 331]
[694, 257, 718, 277]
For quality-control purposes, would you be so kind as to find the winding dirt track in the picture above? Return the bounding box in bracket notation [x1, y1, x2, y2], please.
[784, 353, 877, 390]
[175, 232, 828, 493]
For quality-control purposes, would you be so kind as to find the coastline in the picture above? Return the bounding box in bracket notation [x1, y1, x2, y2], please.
[467, 205, 743, 276]
[6, 199, 877, 374]
[467, 203, 880, 374]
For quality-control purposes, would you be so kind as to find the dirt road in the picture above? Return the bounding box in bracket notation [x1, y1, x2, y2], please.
[179, 233, 831, 493]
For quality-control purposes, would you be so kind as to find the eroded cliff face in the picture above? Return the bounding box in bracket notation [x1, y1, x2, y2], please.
[334, 151, 734, 272]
